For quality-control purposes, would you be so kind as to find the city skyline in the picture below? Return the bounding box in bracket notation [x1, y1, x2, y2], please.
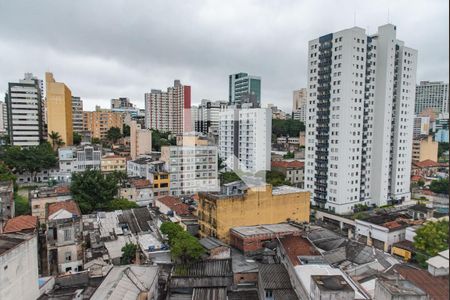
[0, 0, 448, 112]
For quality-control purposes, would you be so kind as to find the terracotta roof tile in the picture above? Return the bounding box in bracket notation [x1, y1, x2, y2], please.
[279, 234, 320, 266]
[130, 178, 151, 189]
[271, 160, 305, 169]
[413, 159, 440, 168]
[411, 175, 423, 182]
[47, 200, 81, 218]
[3, 215, 38, 233]
[394, 264, 449, 300]
[157, 196, 191, 216]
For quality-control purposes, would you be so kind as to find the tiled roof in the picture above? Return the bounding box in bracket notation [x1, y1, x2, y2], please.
[130, 178, 151, 189]
[279, 234, 320, 266]
[3, 215, 38, 233]
[271, 160, 305, 168]
[54, 185, 71, 194]
[47, 200, 81, 218]
[411, 175, 423, 182]
[413, 159, 440, 168]
[157, 196, 191, 216]
[394, 264, 449, 300]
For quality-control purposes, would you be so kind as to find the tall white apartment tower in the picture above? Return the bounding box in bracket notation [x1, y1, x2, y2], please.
[219, 108, 271, 173]
[305, 24, 417, 214]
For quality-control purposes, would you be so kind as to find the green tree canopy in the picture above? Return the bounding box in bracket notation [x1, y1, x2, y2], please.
[413, 220, 449, 267]
[121, 243, 138, 265]
[220, 171, 241, 184]
[108, 198, 139, 211]
[14, 194, 30, 216]
[48, 131, 64, 150]
[122, 124, 130, 137]
[91, 137, 101, 145]
[106, 127, 122, 144]
[272, 119, 305, 140]
[283, 151, 295, 159]
[70, 169, 120, 213]
[429, 178, 449, 194]
[73, 132, 82, 145]
[160, 222, 184, 245]
[151, 130, 176, 151]
[438, 142, 449, 159]
[0, 162, 16, 182]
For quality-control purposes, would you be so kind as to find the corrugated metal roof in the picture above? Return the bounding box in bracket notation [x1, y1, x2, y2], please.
[173, 259, 232, 277]
[192, 287, 227, 300]
[259, 264, 292, 289]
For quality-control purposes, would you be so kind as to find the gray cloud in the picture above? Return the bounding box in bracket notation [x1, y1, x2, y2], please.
[0, 0, 448, 112]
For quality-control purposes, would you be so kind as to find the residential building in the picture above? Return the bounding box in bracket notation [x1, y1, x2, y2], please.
[229, 72, 261, 108]
[144, 80, 191, 133]
[6, 73, 45, 146]
[193, 99, 228, 135]
[293, 88, 307, 122]
[415, 81, 448, 115]
[199, 237, 231, 259]
[412, 135, 438, 162]
[0, 101, 7, 134]
[0, 180, 14, 232]
[2, 215, 38, 234]
[310, 275, 355, 300]
[0, 233, 40, 300]
[271, 160, 305, 188]
[29, 185, 72, 223]
[413, 116, 431, 137]
[130, 120, 152, 160]
[119, 178, 153, 206]
[90, 265, 159, 300]
[154, 195, 194, 223]
[101, 154, 126, 173]
[45, 200, 83, 274]
[161, 134, 218, 196]
[426, 249, 449, 277]
[126, 158, 170, 198]
[435, 129, 449, 143]
[219, 108, 272, 173]
[46, 72, 73, 145]
[71, 96, 84, 133]
[198, 183, 310, 243]
[374, 278, 427, 300]
[257, 264, 298, 300]
[83, 107, 123, 139]
[111, 97, 133, 109]
[58, 145, 102, 175]
[305, 24, 417, 214]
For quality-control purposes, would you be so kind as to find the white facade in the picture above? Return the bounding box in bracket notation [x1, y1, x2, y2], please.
[413, 116, 430, 137]
[355, 219, 407, 252]
[219, 108, 271, 173]
[293, 88, 307, 123]
[0, 234, 40, 300]
[71, 96, 84, 133]
[161, 145, 219, 196]
[305, 24, 417, 214]
[58, 145, 101, 175]
[193, 99, 228, 135]
[415, 81, 448, 115]
[6, 73, 45, 146]
[0, 101, 6, 134]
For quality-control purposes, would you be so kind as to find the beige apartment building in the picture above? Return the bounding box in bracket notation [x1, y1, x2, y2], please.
[83, 107, 123, 139]
[46, 72, 73, 145]
[130, 120, 152, 159]
[101, 154, 127, 173]
[412, 135, 438, 162]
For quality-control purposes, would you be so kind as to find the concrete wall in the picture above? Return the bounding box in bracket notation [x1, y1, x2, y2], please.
[0, 235, 39, 300]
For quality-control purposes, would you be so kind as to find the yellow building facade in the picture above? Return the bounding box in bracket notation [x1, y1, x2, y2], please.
[198, 185, 310, 243]
[412, 135, 438, 162]
[46, 72, 73, 145]
[83, 108, 123, 140]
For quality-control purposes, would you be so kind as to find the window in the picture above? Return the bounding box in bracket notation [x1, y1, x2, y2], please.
[64, 229, 72, 241]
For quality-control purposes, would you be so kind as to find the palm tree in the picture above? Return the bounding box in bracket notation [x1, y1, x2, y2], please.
[48, 131, 62, 150]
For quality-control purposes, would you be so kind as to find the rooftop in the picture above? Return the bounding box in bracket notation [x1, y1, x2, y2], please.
[311, 275, 353, 292]
[427, 249, 449, 269]
[157, 196, 191, 216]
[279, 234, 320, 266]
[0, 233, 33, 255]
[272, 185, 307, 195]
[358, 212, 423, 231]
[3, 215, 38, 233]
[129, 178, 151, 189]
[172, 259, 232, 277]
[47, 200, 81, 219]
[30, 185, 71, 199]
[199, 237, 229, 250]
[271, 160, 305, 168]
[231, 223, 301, 238]
[413, 159, 441, 168]
[259, 264, 293, 290]
[377, 278, 426, 296]
[394, 264, 449, 300]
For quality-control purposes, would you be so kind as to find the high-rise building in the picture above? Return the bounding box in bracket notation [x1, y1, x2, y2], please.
[413, 116, 430, 138]
[228, 73, 261, 108]
[111, 97, 133, 109]
[305, 24, 417, 214]
[415, 81, 448, 115]
[193, 99, 228, 135]
[71, 96, 83, 133]
[46, 72, 73, 146]
[0, 101, 6, 134]
[83, 107, 123, 140]
[292, 88, 307, 122]
[219, 108, 271, 173]
[144, 80, 191, 133]
[6, 73, 45, 146]
[130, 120, 152, 160]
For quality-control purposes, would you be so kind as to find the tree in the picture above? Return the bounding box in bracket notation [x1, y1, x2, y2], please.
[91, 137, 101, 145]
[121, 243, 138, 265]
[160, 222, 184, 245]
[171, 231, 204, 265]
[413, 220, 449, 267]
[272, 119, 305, 139]
[438, 142, 449, 159]
[48, 131, 64, 150]
[73, 132, 82, 145]
[122, 124, 130, 137]
[0, 162, 16, 182]
[417, 180, 425, 187]
[221, 171, 241, 184]
[283, 151, 295, 159]
[255, 170, 290, 187]
[217, 155, 226, 170]
[108, 198, 139, 211]
[429, 178, 449, 194]
[106, 127, 122, 144]
[14, 194, 30, 216]
[70, 169, 120, 213]
[152, 130, 177, 151]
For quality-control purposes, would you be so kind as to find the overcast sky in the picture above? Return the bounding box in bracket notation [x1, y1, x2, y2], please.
[0, 0, 448, 112]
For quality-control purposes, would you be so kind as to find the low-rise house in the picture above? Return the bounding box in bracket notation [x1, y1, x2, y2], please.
[127, 158, 170, 197]
[411, 159, 443, 178]
[199, 237, 231, 259]
[310, 275, 355, 300]
[100, 154, 126, 173]
[45, 200, 83, 274]
[427, 249, 449, 277]
[0, 233, 40, 300]
[271, 160, 305, 188]
[374, 277, 427, 300]
[30, 185, 72, 223]
[90, 265, 160, 300]
[3, 215, 38, 234]
[0, 180, 14, 232]
[258, 264, 298, 300]
[155, 195, 194, 223]
[119, 178, 153, 206]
